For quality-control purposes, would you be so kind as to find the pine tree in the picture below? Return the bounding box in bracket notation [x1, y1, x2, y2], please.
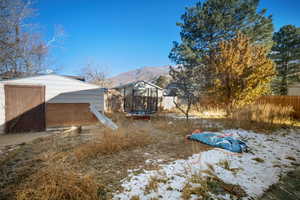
[169, 0, 274, 76]
[207, 34, 276, 108]
[271, 25, 300, 95]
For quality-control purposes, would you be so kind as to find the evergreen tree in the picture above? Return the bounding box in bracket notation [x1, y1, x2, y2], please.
[271, 25, 300, 95]
[169, 0, 274, 84]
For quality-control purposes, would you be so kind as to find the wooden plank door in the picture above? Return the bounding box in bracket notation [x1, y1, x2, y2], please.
[5, 85, 45, 133]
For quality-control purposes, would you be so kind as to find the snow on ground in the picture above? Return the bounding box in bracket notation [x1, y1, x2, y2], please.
[113, 129, 300, 200]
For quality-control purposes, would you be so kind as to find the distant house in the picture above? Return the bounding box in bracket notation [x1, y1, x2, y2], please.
[0, 74, 105, 133]
[114, 80, 176, 113]
[164, 82, 180, 96]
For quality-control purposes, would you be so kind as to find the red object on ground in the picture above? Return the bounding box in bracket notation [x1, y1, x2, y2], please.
[192, 129, 203, 134]
[185, 128, 204, 143]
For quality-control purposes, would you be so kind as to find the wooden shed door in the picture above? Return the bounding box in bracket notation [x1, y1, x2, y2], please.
[5, 85, 45, 133]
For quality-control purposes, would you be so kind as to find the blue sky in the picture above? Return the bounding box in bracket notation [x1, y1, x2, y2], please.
[32, 0, 300, 77]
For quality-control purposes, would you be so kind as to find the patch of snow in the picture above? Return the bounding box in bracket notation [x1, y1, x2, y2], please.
[113, 129, 300, 200]
[145, 159, 164, 165]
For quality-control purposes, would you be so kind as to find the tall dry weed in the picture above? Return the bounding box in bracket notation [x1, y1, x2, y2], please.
[73, 125, 153, 161]
[16, 166, 99, 200]
[151, 117, 200, 136]
[232, 103, 294, 125]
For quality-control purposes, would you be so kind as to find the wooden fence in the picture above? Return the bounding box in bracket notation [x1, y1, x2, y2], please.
[257, 96, 300, 118]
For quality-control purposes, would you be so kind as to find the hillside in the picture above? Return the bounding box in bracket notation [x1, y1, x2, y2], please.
[109, 65, 171, 87]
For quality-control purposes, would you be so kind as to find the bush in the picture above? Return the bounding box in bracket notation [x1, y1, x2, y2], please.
[16, 166, 99, 200]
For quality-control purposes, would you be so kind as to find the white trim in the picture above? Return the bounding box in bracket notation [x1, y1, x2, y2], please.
[0, 74, 102, 89]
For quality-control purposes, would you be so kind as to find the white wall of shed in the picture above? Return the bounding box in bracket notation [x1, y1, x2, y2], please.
[0, 83, 5, 133]
[0, 75, 106, 133]
[48, 88, 104, 111]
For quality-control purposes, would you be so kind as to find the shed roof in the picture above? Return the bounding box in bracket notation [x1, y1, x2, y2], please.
[0, 74, 100, 88]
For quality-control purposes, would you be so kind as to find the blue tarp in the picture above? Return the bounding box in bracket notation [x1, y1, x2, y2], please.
[189, 132, 248, 153]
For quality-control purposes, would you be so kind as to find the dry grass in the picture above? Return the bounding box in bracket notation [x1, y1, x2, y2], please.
[182, 171, 247, 199]
[167, 104, 227, 119]
[105, 112, 135, 126]
[286, 156, 296, 161]
[73, 125, 154, 161]
[130, 196, 140, 200]
[0, 116, 218, 200]
[252, 157, 265, 163]
[217, 160, 242, 174]
[181, 163, 247, 199]
[16, 166, 100, 200]
[0, 118, 214, 200]
[232, 103, 295, 125]
[151, 116, 201, 136]
[144, 173, 168, 195]
[182, 167, 219, 200]
[192, 104, 227, 118]
[218, 159, 231, 170]
[162, 103, 300, 133]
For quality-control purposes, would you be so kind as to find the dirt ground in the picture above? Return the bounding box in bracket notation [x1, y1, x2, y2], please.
[0, 117, 212, 200]
[1, 114, 297, 200]
[0, 131, 52, 149]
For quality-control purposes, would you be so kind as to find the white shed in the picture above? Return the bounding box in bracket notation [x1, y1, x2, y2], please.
[0, 74, 105, 133]
[113, 80, 177, 113]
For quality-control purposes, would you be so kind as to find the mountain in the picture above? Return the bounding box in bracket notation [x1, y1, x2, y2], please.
[109, 65, 171, 87]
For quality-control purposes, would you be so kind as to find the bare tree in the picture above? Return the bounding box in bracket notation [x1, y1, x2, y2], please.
[0, 0, 64, 79]
[169, 65, 202, 121]
[81, 61, 111, 87]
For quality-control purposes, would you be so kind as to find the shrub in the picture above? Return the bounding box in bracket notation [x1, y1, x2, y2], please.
[16, 166, 99, 200]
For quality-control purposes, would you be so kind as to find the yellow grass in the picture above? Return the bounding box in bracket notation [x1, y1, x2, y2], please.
[182, 169, 246, 199]
[152, 116, 200, 136]
[73, 125, 153, 161]
[231, 103, 295, 125]
[167, 104, 227, 119]
[16, 166, 99, 200]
